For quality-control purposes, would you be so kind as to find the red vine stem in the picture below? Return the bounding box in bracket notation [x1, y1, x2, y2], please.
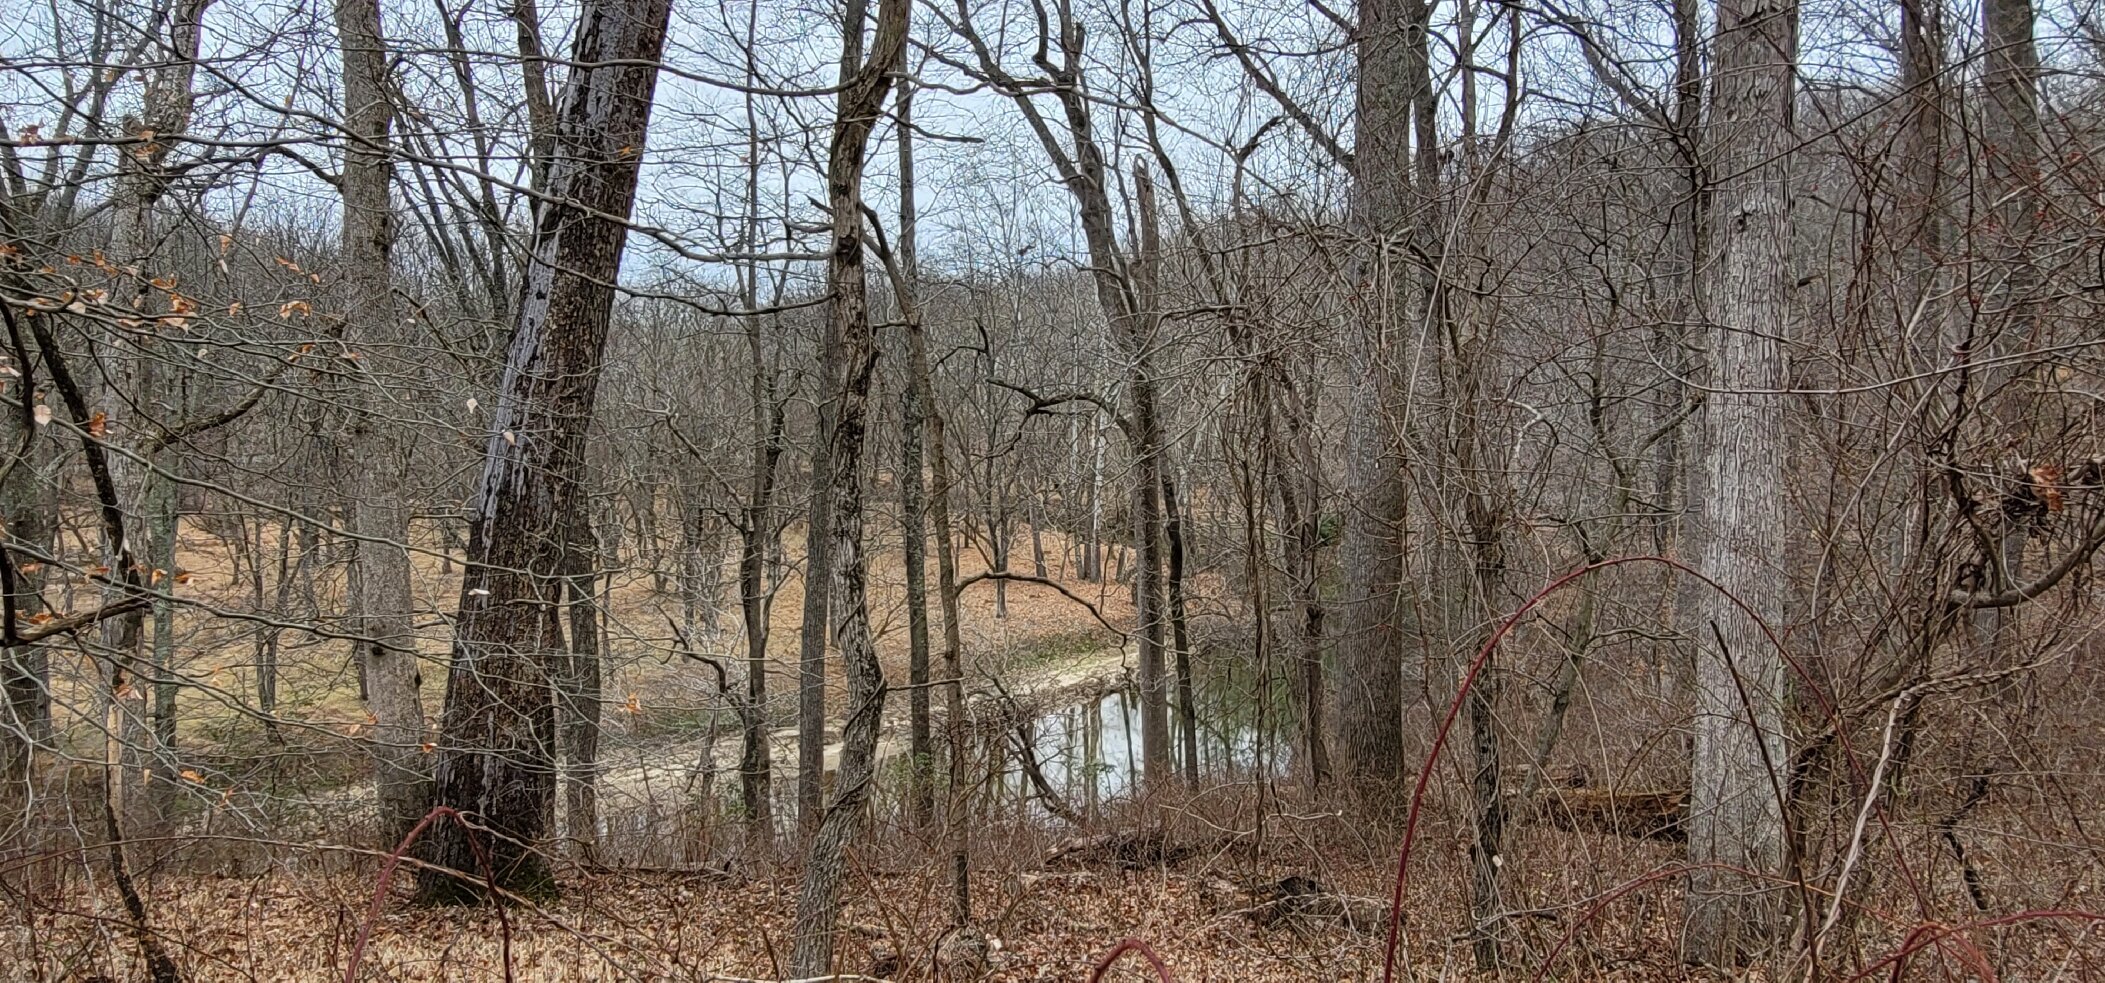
[1381, 555, 1823, 982]
[343, 805, 515, 983]
[1846, 910, 2105, 983]
[1088, 937, 1175, 982]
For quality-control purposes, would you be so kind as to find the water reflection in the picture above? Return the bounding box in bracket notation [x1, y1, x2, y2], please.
[624, 660, 1295, 845]
[994, 673, 1289, 822]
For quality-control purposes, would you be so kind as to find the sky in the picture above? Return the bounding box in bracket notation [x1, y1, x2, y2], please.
[2, 0, 2097, 307]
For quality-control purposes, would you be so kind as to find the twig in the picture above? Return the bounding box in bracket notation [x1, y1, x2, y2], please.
[954, 571, 1127, 638]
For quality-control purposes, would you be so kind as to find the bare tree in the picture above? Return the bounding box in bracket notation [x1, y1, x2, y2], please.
[332, 0, 426, 847]
[942, 0, 1174, 782]
[1683, 0, 1798, 962]
[896, 73, 936, 827]
[420, 0, 674, 900]
[1333, 0, 1434, 792]
[1974, 0, 2042, 739]
[787, 0, 909, 968]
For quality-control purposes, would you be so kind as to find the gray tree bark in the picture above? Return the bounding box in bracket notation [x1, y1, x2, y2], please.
[897, 76, 936, 827]
[1333, 0, 1433, 793]
[1684, 0, 1798, 963]
[558, 522, 601, 857]
[333, 0, 429, 849]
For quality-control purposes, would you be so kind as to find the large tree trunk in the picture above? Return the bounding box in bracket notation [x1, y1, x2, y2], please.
[1684, 0, 1797, 963]
[419, 0, 672, 902]
[333, 0, 429, 848]
[1333, 0, 1431, 793]
[787, 0, 908, 969]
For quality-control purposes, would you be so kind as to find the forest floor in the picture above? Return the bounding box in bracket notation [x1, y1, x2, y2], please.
[14, 787, 2098, 982]
[14, 526, 2104, 981]
[7, 817, 1694, 982]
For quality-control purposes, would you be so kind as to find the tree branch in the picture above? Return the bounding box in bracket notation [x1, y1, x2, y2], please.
[954, 571, 1128, 639]
[1949, 504, 2105, 609]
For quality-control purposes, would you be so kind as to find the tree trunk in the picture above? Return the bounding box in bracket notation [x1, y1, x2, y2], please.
[898, 77, 936, 828]
[0, 195, 54, 804]
[1162, 473, 1198, 784]
[1975, 0, 2040, 742]
[734, 27, 781, 834]
[146, 466, 180, 828]
[559, 524, 601, 857]
[1266, 358, 1330, 789]
[954, 8, 1172, 781]
[1125, 166, 1172, 784]
[738, 400, 782, 833]
[796, 405, 835, 830]
[100, 0, 211, 843]
[0, 363, 55, 807]
[788, 0, 908, 969]
[898, 166, 973, 931]
[419, 0, 672, 902]
[334, 0, 428, 847]
[1029, 497, 1049, 578]
[1684, 0, 1797, 962]
[1333, 0, 1431, 793]
[738, 353, 783, 834]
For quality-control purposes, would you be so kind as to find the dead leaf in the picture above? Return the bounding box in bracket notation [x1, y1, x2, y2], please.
[2032, 464, 2065, 512]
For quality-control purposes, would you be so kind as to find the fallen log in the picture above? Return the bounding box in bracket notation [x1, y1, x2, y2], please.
[1526, 787, 1687, 842]
[1245, 876, 1388, 934]
[1044, 827, 1225, 870]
